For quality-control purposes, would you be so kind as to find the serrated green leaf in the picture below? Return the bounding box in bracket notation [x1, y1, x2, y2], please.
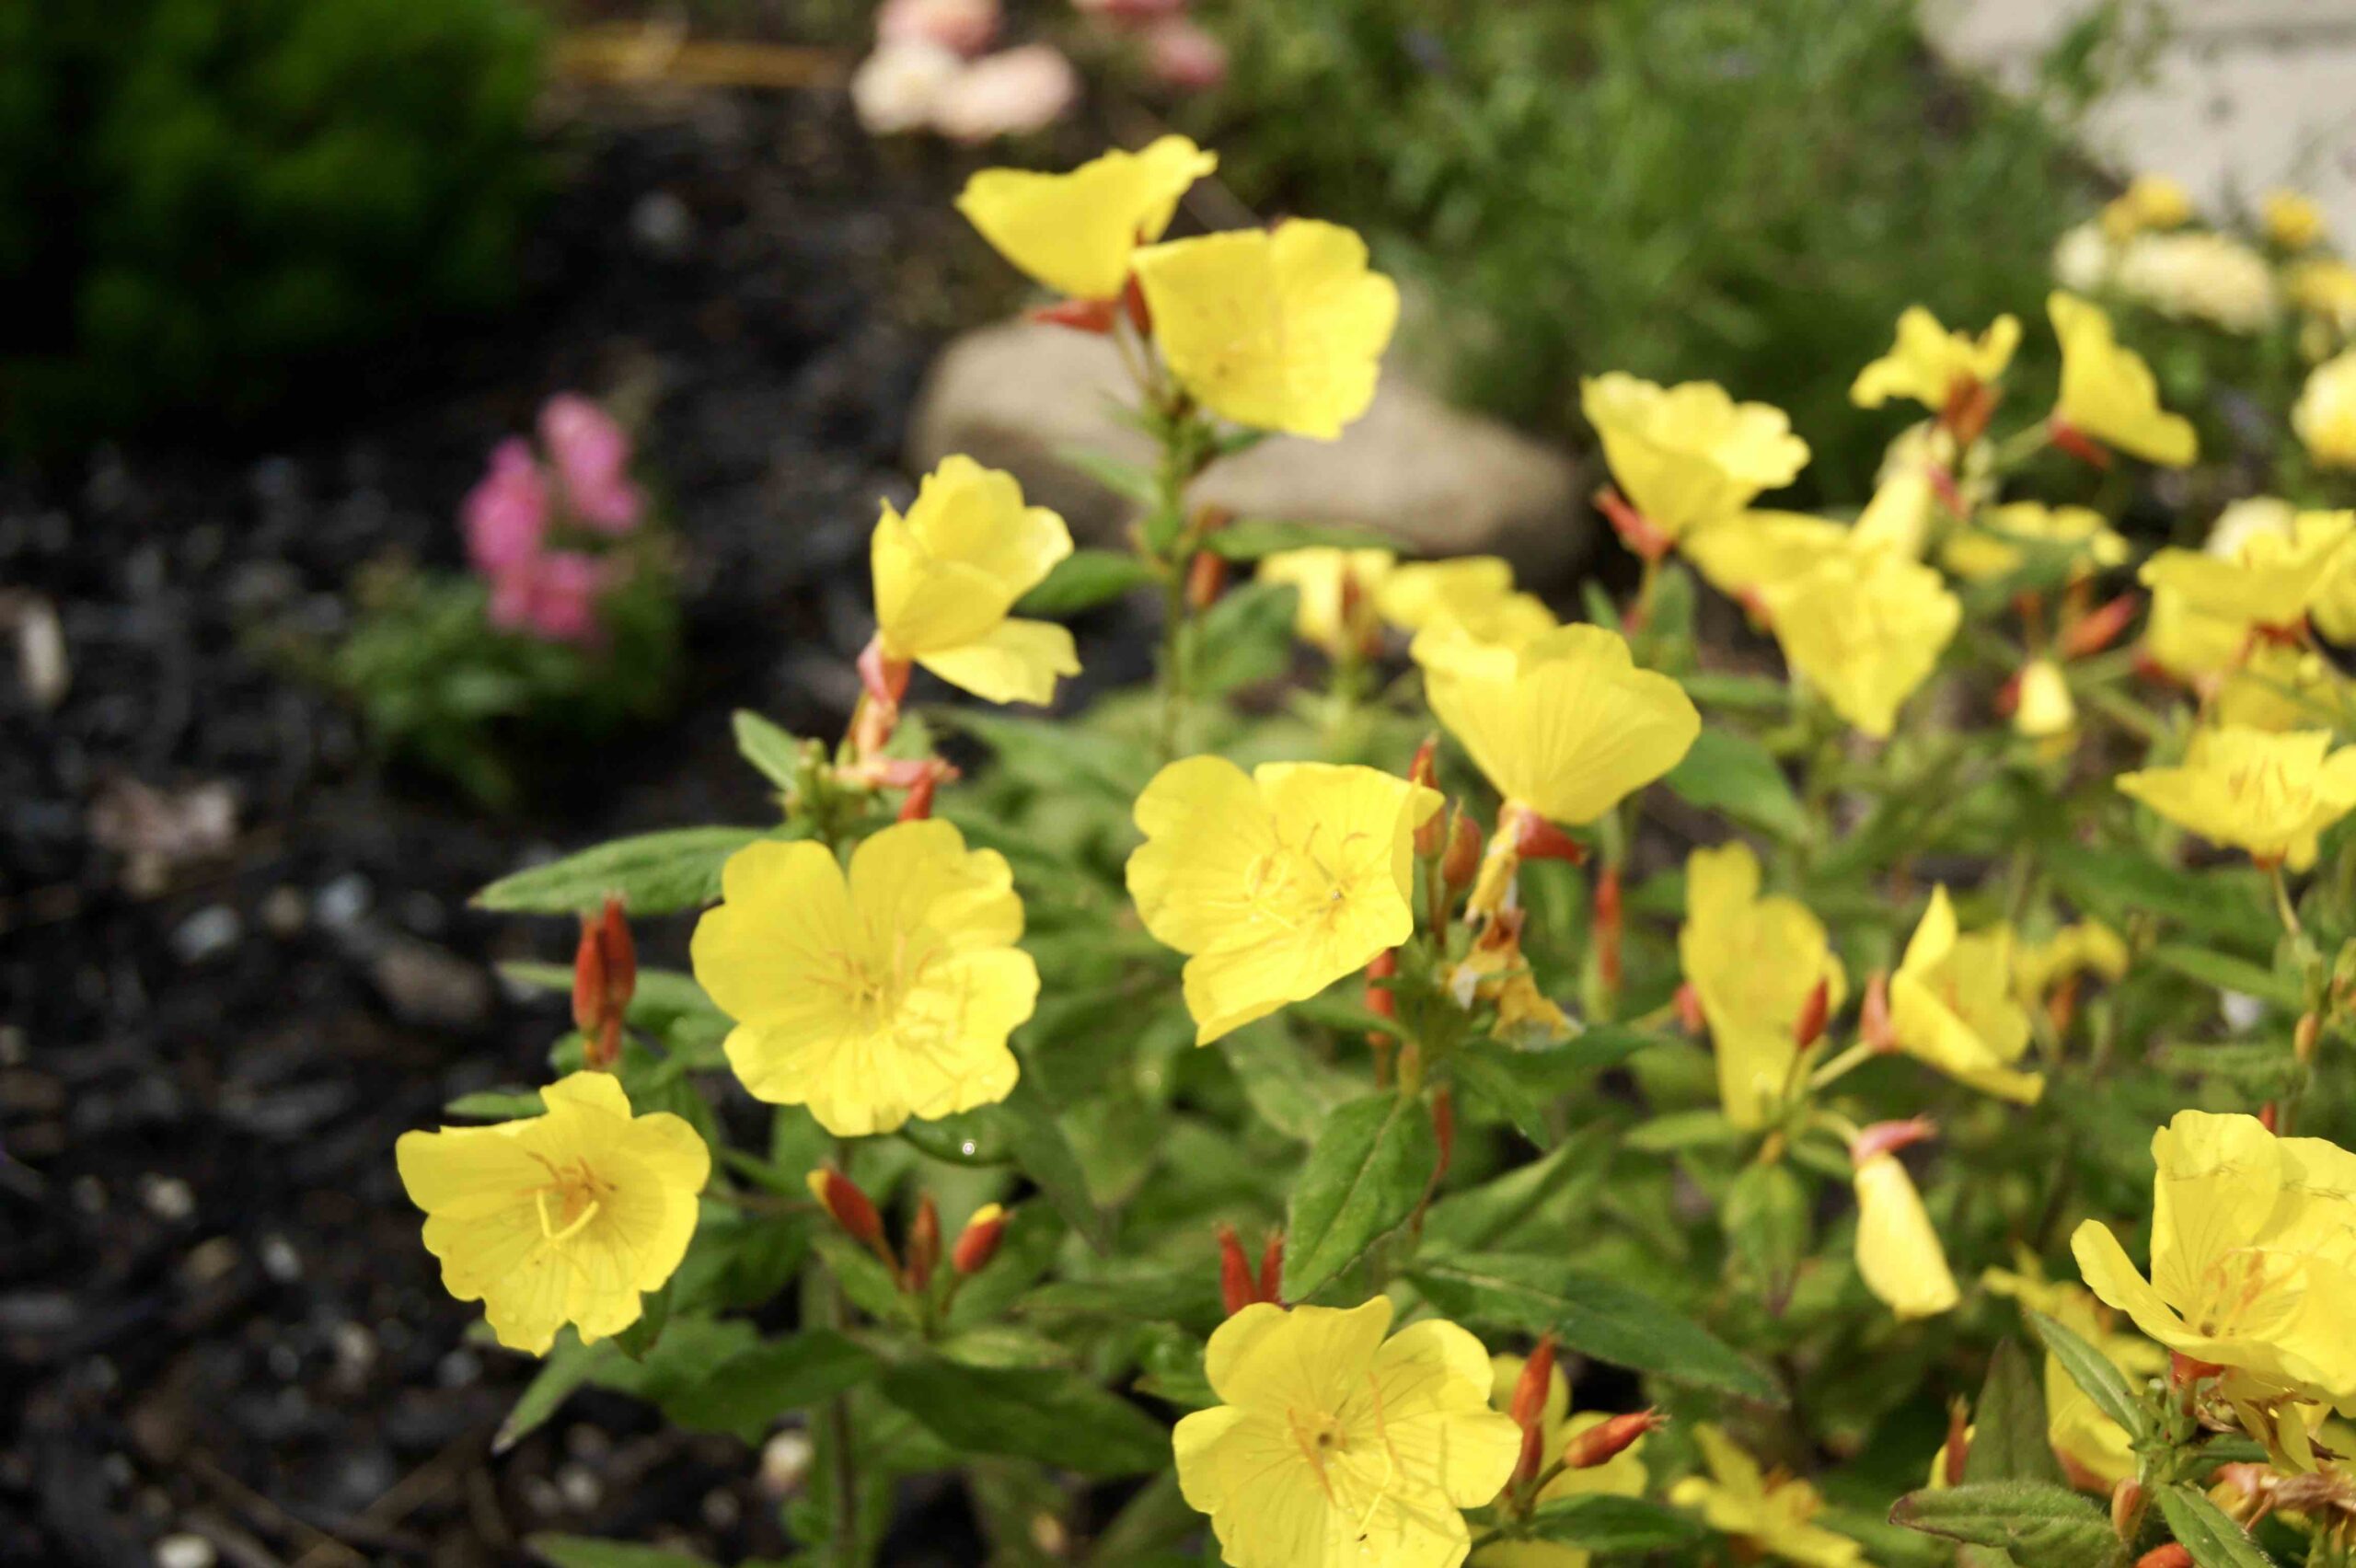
[1966, 1339, 2067, 1487]
[2156, 1483, 2278, 1568]
[1888, 1481, 2119, 1568]
[877, 1358, 1168, 1477]
[1522, 1493, 1707, 1551]
[476, 827, 780, 915]
[1407, 1253, 1782, 1403]
[1018, 548, 1160, 616]
[731, 709, 803, 790]
[1283, 1092, 1439, 1299]
[2027, 1309, 2153, 1444]
[1665, 725, 1807, 837]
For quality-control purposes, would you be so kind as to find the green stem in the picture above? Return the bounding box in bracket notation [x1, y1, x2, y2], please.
[2272, 862, 2304, 940]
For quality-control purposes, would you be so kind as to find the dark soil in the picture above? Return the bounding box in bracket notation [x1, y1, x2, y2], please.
[0, 85, 1034, 1567]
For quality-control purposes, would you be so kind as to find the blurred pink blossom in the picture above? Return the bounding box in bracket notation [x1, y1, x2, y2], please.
[851, 40, 964, 135]
[931, 44, 1079, 144]
[538, 395, 643, 534]
[1145, 18, 1227, 91]
[877, 0, 999, 58]
[462, 439, 549, 575]
[488, 551, 611, 645]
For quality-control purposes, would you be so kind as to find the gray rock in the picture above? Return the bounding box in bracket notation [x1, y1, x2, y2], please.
[368, 938, 494, 1031]
[905, 319, 1590, 583]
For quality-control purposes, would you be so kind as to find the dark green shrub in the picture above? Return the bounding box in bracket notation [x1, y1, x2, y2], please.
[0, 0, 545, 455]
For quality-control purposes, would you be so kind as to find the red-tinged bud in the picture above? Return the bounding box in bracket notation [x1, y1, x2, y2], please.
[1186, 548, 1227, 613]
[1594, 487, 1673, 565]
[1510, 1335, 1557, 1430]
[807, 1168, 893, 1267]
[575, 896, 636, 1070]
[572, 916, 606, 1039]
[2135, 1548, 2193, 1568]
[1028, 296, 1120, 334]
[2111, 1479, 2146, 1539]
[1851, 1116, 1937, 1164]
[1432, 1087, 1456, 1186]
[2048, 976, 2081, 1038]
[2260, 1101, 2280, 1132]
[1594, 865, 1623, 995]
[1512, 1419, 1547, 1488]
[1861, 972, 1896, 1052]
[2169, 1352, 2223, 1387]
[1940, 379, 1998, 448]
[1793, 976, 1831, 1051]
[1675, 981, 1706, 1035]
[1218, 1225, 1256, 1316]
[1123, 272, 1152, 338]
[857, 635, 912, 710]
[2060, 593, 2141, 660]
[907, 1194, 941, 1293]
[1409, 738, 1444, 855]
[2049, 419, 2113, 470]
[1925, 462, 1968, 520]
[951, 1203, 1006, 1276]
[2131, 648, 2173, 686]
[1256, 1229, 1284, 1305]
[1993, 670, 2023, 719]
[897, 767, 941, 823]
[1512, 808, 1587, 865]
[1561, 1410, 1667, 1470]
[1943, 1399, 1970, 1486]
[1441, 809, 1484, 896]
[1365, 948, 1399, 1024]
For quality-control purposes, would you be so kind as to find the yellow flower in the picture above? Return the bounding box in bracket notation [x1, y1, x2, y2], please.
[2012, 921, 2130, 1008]
[2286, 259, 2356, 331]
[1133, 220, 1399, 439]
[1376, 557, 1557, 646]
[2116, 725, 2356, 870]
[2114, 232, 2278, 334]
[1681, 511, 1850, 604]
[1127, 757, 1438, 1044]
[1414, 622, 1699, 827]
[1450, 911, 1572, 1045]
[2101, 173, 2195, 240]
[2143, 583, 2245, 683]
[2049, 292, 2199, 467]
[2264, 190, 2328, 252]
[1257, 547, 1395, 657]
[2295, 349, 2356, 470]
[691, 822, 1038, 1136]
[1581, 373, 1810, 540]
[954, 135, 1217, 301]
[1851, 467, 1939, 561]
[2140, 506, 2353, 632]
[1850, 306, 2021, 412]
[1761, 548, 1960, 739]
[1888, 886, 2044, 1104]
[1678, 842, 1846, 1129]
[1853, 1144, 1960, 1321]
[1985, 1255, 2169, 1489]
[2014, 658, 2077, 744]
[1173, 1298, 1522, 1568]
[2073, 1111, 2356, 1412]
[872, 455, 1080, 705]
[1941, 502, 2129, 585]
[1474, 1356, 1649, 1568]
[2217, 643, 2349, 732]
[395, 1072, 710, 1355]
[1671, 1424, 1867, 1568]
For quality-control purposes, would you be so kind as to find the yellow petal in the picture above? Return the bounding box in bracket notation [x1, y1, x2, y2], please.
[917, 617, 1080, 706]
[1582, 373, 1809, 539]
[1854, 1152, 1960, 1320]
[2050, 291, 2198, 467]
[955, 135, 1217, 300]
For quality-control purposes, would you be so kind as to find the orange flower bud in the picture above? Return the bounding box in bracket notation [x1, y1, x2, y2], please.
[1364, 948, 1399, 1028]
[1510, 1334, 1557, 1430]
[1028, 296, 1119, 334]
[1793, 975, 1830, 1051]
[907, 1193, 941, 1293]
[2260, 1101, 2281, 1132]
[572, 916, 606, 1039]
[897, 767, 941, 823]
[1861, 971, 1896, 1052]
[1941, 379, 1998, 448]
[2059, 593, 2141, 660]
[1512, 808, 1587, 866]
[574, 895, 635, 1070]
[951, 1203, 1007, 1276]
[807, 1168, 896, 1274]
[1512, 1419, 1547, 1489]
[1218, 1225, 1256, 1317]
[1560, 1410, 1667, 1470]
[2134, 1549, 2192, 1568]
[1441, 809, 1484, 896]
[1943, 1398, 1970, 1486]
[1256, 1229, 1284, 1305]
[1674, 981, 1705, 1035]
[1186, 548, 1228, 613]
[2170, 1352, 2223, 1387]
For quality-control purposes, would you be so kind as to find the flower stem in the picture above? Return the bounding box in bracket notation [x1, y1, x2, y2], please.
[2271, 862, 2304, 940]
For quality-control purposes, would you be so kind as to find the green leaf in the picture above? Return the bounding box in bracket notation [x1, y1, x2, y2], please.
[1422, 1138, 1589, 1251]
[876, 1358, 1168, 1477]
[1724, 1159, 1809, 1297]
[2155, 1484, 2279, 1568]
[653, 1330, 876, 1443]
[731, 709, 803, 790]
[476, 827, 780, 915]
[1283, 1092, 1440, 1299]
[2043, 842, 2270, 955]
[496, 1334, 607, 1453]
[995, 1084, 1112, 1253]
[1057, 445, 1160, 508]
[1018, 548, 1160, 616]
[1965, 1338, 2067, 1487]
[1220, 1025, 1366, 1143]
[1449, 1033, 1653, 1143]
[528, 1537, 714, 1568]
[1407, 1253, 1781, 1404]
[1888, 1481, 2119, 1568]
[1204, 518, 1400, 559]
[2150, 1042, 2306, 1096]
[2027, 1309, 2152, 1444]
[2146, 943, 2301, 1010]
[942, 710, 1154, 801]
[1522, 1493, 1707, 1552]
[1625, 1108, 1747, 1152]
[1665, 725, 1807, 838]
[1193, 580, 1298, 696]
[445, 1088, 545, 1120]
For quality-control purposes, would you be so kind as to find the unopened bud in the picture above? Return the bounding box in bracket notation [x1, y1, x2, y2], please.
[2133, 1549, 2191, 1568]
[807, 1168, 893, 1268]
[1441, 809, 1484, 896]
[1943, 1398, 1969, 1486]
[1186, 548, 1227, 613]
[2110, 1480, 2145, 1541]
[1410, 738, 1443, 855]
[1861, 972, 1896, 1052]
[2296, 1011, 2321, 1065]
[897, 767, 941, 823]
[1028, 296, 1119, 334]
[1510, 1335, 1557, 1430]
[1675, 981, 1705, 1035]
[1512, 1420, 1547, 1488]
[1941, 380, 1997, 448]
[1993, 670, 2022, 720]
[2170, 1352, 2223, 1388]
[1850, 1117, 1937, 1165]
[951, 1203, 1006, 1275]
[1793, 976, 1831, 1050]
[1365, 948, 1399, 1020]
[574, 895, 635, 1070]
[1256, 1230, 1284, 1305]
[1561, 1410, 1666, 1470]
[1218, 1225, 1256, 1317]
[2261, 1100, 2281, 1131]
[1511, 807, 1587, 865]
[2059, 593, 2141, 660]
[907, 1194, 941, 1293]
[1593, 865, 1623, 995]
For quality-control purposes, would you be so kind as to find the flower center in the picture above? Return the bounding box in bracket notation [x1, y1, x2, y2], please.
[528, 1156, 611, 1247]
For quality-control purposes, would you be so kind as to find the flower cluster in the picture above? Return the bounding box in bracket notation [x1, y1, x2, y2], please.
[462, 395, 646, 645]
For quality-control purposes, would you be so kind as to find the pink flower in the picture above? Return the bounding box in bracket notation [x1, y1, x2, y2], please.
[463, 439, 549, 575]
[1145, 17, 1227, 91]
[538, 395, 642, 534]
[930, 44, 1080, 144]
[877, 0, 999, 57]
[488, 551, 612, 645]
